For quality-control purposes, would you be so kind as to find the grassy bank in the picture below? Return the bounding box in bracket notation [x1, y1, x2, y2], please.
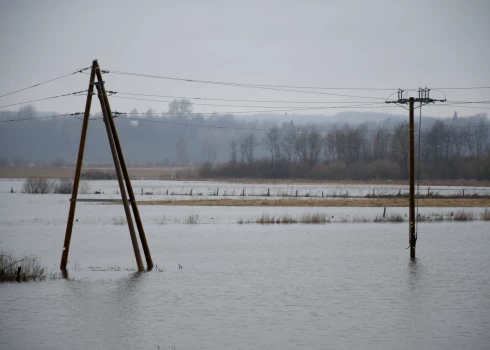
[137, 197, 490, 207]
[238, 209, 490, 224]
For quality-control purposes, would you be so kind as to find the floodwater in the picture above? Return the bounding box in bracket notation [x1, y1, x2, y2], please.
[1, 188, 490, 349]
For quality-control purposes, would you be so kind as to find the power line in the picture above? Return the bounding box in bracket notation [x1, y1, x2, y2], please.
[2, 109, 488, 132]
[430, 103, 490, 110]
[112, 91, 389, 105]
[103, 69, 389, 100]
[119, 103, 399, 115]
[432, 86, 490, 90]
[110, 114, 490, 133]
[0, 112, 84, 123]
[0, 67, 91, 99]
[107, 94, 386, 110]
[108, 93, 490, 110]
[0, 90, 87, 109]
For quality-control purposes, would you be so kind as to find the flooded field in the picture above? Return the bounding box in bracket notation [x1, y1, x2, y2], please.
[1, 181, 490, 349]
[2, 179, 490, 201]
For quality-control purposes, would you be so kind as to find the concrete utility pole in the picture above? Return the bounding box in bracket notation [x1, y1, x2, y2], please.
[386, 88, 445, 259]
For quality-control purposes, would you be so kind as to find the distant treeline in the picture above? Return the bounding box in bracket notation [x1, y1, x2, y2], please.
[1, 102, 489, 180]
[201, 116, 490, 180]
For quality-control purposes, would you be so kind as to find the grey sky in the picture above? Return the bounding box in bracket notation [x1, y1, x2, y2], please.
[0, 0, 489, 118]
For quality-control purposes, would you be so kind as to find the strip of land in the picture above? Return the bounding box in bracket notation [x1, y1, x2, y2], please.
[2, 166, 490, 187]
[137, 198, 490, 207]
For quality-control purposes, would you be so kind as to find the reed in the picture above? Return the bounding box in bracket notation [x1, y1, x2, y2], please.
[481, 209, 490, 221]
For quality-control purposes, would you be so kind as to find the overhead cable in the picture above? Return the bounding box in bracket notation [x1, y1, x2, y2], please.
[0, 67, 91, 99]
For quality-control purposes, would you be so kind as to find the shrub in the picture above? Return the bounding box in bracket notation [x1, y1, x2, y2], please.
[256, 214, 275, 224]
[300, 212, 328, 223]
[481, 209, 490, 221]
[22, 178, 54, 194]
[198, 163, 214, 178]
[0, 249, 47, 282]
[54, 179, 73, 194]
[53, 179, 90, 194]
[81, 170, 115, 180]
[185, 214, 199, 224]
[453, 210, 474, 221]
[374, 213, 405, 223]
[175, 167, 199, 180]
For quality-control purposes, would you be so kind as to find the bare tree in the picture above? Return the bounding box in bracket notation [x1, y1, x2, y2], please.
[324, 128, 337, 162]
[372, 125, 391, 160]
[391, 122, 409, 177]
[334, 127, 347, 161]
[202, 141, 218, 164]
[176, 137, 189, 166]
[229, 140, 237, 163]
[343, 125, 366, 164]
[169, 99, 193, 116]
[282, 128, 296, 164]
[264, 126, 281, 165]
[240, 134, 258, 163]
[294, 128, 308, 163]
[307, 126, 322, 166]
[475, 119, 489, 159]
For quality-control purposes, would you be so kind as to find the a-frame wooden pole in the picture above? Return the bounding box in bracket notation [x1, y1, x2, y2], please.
[93, 61, 145, 272]
[60, 60, 96, 271]
[95, 69, 154, 270]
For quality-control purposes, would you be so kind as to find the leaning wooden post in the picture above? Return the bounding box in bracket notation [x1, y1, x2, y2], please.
[94, 68, 144, 272]
[95, 66, 153, 270]
[60, 60, 96, 271]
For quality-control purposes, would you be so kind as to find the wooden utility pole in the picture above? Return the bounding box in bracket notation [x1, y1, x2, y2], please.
[94, 65, 153, 270]
[60, 59, 152, 272]
[386, 88, 445, 259]
[408, 98, 415, 259]
[60, 61, 96, 270]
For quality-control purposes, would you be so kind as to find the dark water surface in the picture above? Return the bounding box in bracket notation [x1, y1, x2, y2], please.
[1, 222, 489, 349]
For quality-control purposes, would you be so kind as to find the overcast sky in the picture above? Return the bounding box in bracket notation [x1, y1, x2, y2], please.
[0, 0, 489, 118]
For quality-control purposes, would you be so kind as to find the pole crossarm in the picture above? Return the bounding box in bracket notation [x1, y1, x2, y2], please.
[385, 87, 446, 105]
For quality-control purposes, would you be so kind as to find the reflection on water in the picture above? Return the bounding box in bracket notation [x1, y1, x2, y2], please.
[1, 223, 490, 350]
[408, 258, 420, 288]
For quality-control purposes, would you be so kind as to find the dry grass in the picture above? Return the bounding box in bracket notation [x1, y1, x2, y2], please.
[453, 210, 475, 221]
[255, 214, 298, 224]
[138, 197, 490, 208]
[300, 212, 329, 223]
[373, 213, 405, 223]
[481, 209, 490, 221]
[112, 215, 127, 225]
[185, 214, 199, 224]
